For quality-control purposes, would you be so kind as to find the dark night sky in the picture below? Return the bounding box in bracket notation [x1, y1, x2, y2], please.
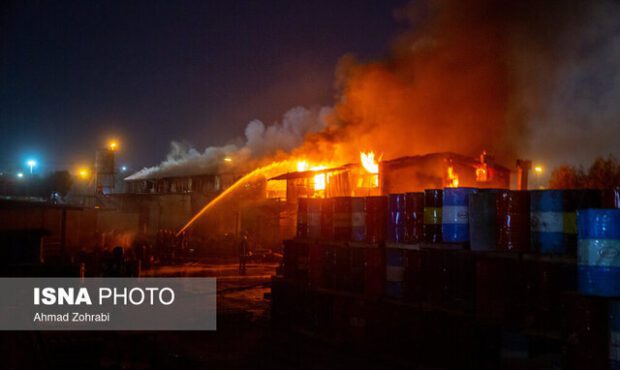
[0, 0, 408, 173]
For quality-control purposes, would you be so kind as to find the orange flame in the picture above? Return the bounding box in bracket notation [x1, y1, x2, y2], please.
[475, 166, 487, 182]
[360, 151, 379, 174]
[447, 166, 459, 188]
[359, 151, 379, 188]
[296, 160, 329, 192]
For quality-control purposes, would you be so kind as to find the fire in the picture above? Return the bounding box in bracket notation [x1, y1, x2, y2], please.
[296, 160, 328, 192]
[475, 166, 487, 182]
[297, 161, 309, 172]
[360, 151, 379, 174]
[359, 151, 379, 188]
[314, 173, 326, 190]
[447, 166, 459, 187]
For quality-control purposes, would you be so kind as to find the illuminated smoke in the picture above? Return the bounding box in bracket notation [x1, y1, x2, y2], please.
[126, 106, 330, 180]
[132, 0, 620, 180]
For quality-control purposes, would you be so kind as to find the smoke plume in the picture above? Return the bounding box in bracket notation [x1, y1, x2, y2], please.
[126, 106, 330, 180]
[132, 0, 620, 179]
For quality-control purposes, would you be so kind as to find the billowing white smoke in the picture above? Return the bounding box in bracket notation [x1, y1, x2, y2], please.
[126, 106, 331, 180]
[522, 0, 620, 171]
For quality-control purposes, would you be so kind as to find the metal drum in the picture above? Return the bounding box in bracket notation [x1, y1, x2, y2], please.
[468, 190, 499, 251]
[388, 194, 407, 243]
[385, 247, 405, 299]
[296, 198, 308, 239]
[351, 197, 366, 242]
[603, 187, 620, 209]
[424, 189, 443, 243]
[530, 189, 599, 255]
[364, 247, 385, 298]
[365, 196, 387, 244]
[577, 209, 620, 296]
[497, 190, 530, 252]
[442, 187, 477, 243]
[333, 197, 352, 241]
[405, 192, 424, 244]
[307, 198, 322, 239]
[320, 198, 334, 240]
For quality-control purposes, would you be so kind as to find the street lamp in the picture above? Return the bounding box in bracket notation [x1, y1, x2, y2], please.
[26, 160, 37, 175]
[534, 165, 543, 189]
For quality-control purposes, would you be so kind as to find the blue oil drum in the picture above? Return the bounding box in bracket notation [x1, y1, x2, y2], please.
[530, 190, 570, 254]
[388, 194, 407, 243]
[442, 187, 477, 243]
[385, 247, 404, 298]
[531, 190, 602, 255]
[351, 197, 366, 242]
[577, 209, 620, 296]
[610, 300, 620, 370]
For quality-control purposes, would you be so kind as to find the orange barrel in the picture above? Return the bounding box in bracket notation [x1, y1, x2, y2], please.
[388, 194, 407, 243]
[468, 190, 499, 251]
[424, 189, 443, 243]
[351, 197, 366, 242]
[320, 198, 334, 240]
[296, 198, 308, 239]
[333, 197, 353, 241]
[496, 190, 530, 252]
[365, 196, 388, 244]
[307, 198, 322, 239]
[405, 192, 425, 244]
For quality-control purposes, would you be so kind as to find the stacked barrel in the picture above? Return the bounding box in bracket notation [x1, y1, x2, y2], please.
[280, 186, 620, 368]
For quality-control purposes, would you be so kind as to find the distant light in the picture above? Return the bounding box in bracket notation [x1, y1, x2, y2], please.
[16, 172, 24, 178]
[108, 140, 119, 151]
[78, 168, 89, 179]
[121, 165, 127, 172]
[26, 159, 37, 174]
[534, 166, 543, 174]
[224, 157, 232, 162]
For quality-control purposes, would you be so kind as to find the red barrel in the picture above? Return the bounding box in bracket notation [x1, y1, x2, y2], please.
[307, 198, 322, 239]
[296, 198, 308, 239]
[496, 190, 530, 252]
[333, 197, 352, 241]
[320, 198, 334, 240]
[424, 189, 443, 243]
[405, 192, 424, 244]
[365, 196, 388, 243]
